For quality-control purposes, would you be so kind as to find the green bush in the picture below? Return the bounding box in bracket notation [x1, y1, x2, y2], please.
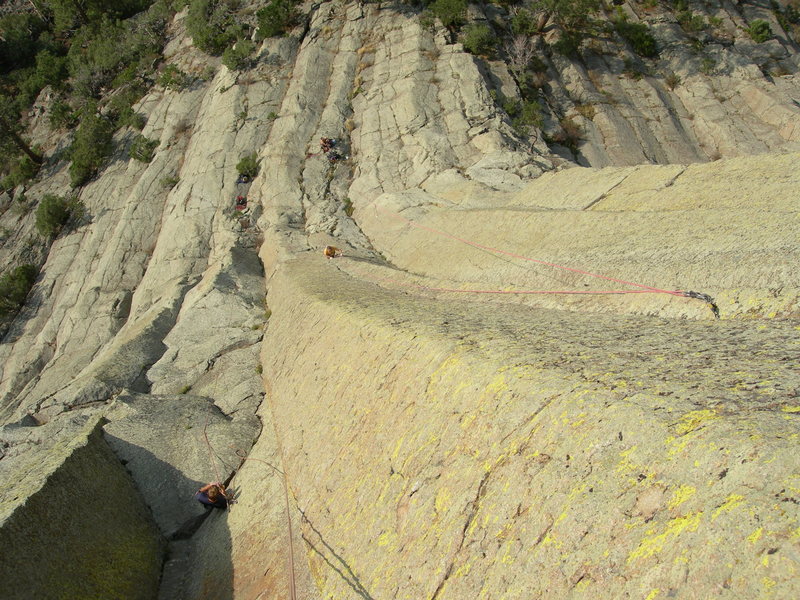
[49, 99, 78, 130]
[1, 155, 40, 189]
[236, 152, 260, 178]
[15, 51, 70, 107]
[0, 264, 38, 316]
[130, 134, 158, 162]
[35, 193, 74, 238]
[69, 103, 114, 187]
[615, 18, 658, 57]
[67, 13, 165, 98]
[161, 174, 180, 188]
[552, 116, 582, 155]
[677, 11, 707, 33]
[512, 99, 543, 135]
[158, 64, 192, 90]
[187, 0, 243, 55]
[0, 13, 48, 72]
[511, 9, 538, 35]
[530, 0, 600, 32]
[428, 0, 467, 30]
[699, 56, 716, 75]
[461, 23, 495, 56]
[222, 40, 255, 71]
[256, 0, 301, 39]
[108, 85, 148, 129]
[746, 19, 773, 43]
[664, 71, 681, 90]
[553, 31, 584, 58]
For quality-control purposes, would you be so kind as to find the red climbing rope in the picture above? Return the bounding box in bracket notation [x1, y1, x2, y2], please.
[358, 204, 719, 317]
[231, 449, 298, 600]
[202, 408, 224, 487]
[375, 205, 686, 297]
[356, 266, 672, 296]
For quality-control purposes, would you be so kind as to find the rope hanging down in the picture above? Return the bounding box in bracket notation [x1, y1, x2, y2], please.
[369, 205, 720, 317]
[230, 449, 298, 600]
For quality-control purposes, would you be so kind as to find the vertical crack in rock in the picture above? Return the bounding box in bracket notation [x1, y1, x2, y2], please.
[430, 470, 492, 600]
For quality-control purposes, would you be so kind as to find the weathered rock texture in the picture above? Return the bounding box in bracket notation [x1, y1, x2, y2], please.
[354, 152, 800, 320]
[260, 254, 800, 599]
[0, 416, 164, 599]
[0, 1, 799, 599]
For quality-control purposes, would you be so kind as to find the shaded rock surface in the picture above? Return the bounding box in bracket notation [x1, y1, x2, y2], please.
[0, 416, 164, 599]
[0, 2, 798, 599]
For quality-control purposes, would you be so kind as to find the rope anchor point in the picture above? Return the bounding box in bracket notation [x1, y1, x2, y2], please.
[682, 290, 720, 319]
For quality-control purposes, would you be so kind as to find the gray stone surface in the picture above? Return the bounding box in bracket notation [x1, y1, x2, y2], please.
[0, 416, 164, 600]
[260, 254, 800, 600]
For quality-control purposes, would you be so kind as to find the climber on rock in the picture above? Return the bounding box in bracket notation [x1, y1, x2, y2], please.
[320, 137, 336, 153]
[195, 482, 229, 509]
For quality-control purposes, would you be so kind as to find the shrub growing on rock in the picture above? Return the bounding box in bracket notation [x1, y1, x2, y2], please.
[614, 16, 658, 57]
[513, 99, 544, 135]
[256, 0, 301, 39]
[461, 23, 496, 56]
[222, 40, 255, 71]
[108, 85, 148, 129]
[553, 31, 584, 58]
[1, 155, 40, 190]
[677, 10, 707, 33]
[664, 71, 682, 90]
[529, 0, 600, 32]
[554, 116, 582, 154]
[236, 152, 260, 178]
[158, 64, 192, 90]
[130, 134, 158, 163]
[0, 264, 38, 316]
[187, 0, 242, 55]
[428, 0, 467, 31]
[746, 19, 773, 43]
[49, 98, 78, 130]
[69, 103, 114, 187]
[35, 193, 73, 238]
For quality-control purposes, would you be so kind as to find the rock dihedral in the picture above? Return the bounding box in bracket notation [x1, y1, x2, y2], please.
[0, 2, 798, 599]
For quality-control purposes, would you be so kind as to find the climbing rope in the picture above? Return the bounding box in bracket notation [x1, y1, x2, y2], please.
[202, 408, 224, 487]
[199, 425, 297, 600]
[364, 205, 719, 317]
[230, 448, 298, 600]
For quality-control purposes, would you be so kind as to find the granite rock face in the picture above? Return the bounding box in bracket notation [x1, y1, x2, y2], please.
[260, 254, 800, 600]
[0, 417, 164, 599]
[0, 2, 798, 599]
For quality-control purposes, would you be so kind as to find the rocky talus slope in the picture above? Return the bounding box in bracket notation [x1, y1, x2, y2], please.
[1, 2, 799, 599]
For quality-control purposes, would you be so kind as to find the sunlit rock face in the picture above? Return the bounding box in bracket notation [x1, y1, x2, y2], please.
[1, 2, 798, 599]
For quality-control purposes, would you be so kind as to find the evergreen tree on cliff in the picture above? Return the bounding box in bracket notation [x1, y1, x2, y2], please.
[0, 94, 42, 166]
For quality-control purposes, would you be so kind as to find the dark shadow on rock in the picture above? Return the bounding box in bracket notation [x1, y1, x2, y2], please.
[300, 510, 375, 600]
[104, 433, 234, 600]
